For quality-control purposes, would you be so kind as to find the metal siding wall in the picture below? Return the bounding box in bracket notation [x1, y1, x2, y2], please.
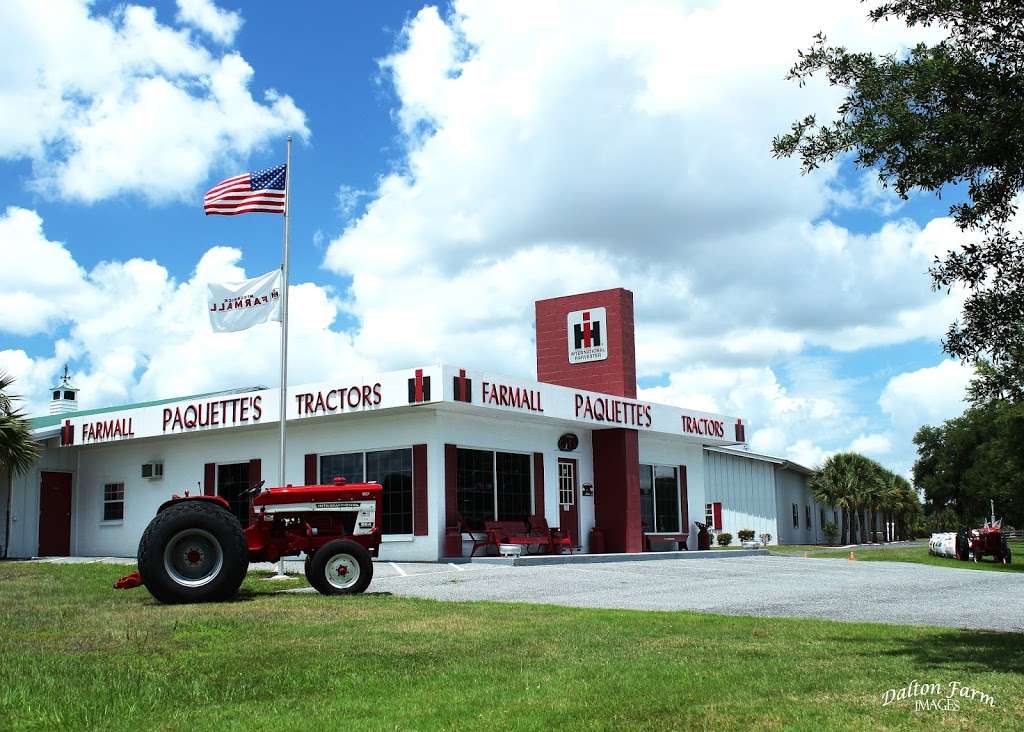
[702, 450, 778, 544]
[0, 464, 8, 556]
[775, 468, 815, 545]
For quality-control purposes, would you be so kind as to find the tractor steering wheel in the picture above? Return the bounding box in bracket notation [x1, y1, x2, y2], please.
[241, 480, 266, 498]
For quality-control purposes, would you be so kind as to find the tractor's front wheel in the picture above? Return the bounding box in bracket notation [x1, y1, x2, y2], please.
[307, 539, 373, 595]
[137, 501, 249, 604]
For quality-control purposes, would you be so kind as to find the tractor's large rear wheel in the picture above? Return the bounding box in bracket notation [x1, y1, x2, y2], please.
[306, 539, 373, 595]
[137, 501, 249, 604]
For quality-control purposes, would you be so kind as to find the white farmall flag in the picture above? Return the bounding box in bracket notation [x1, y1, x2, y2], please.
[207, 269, 283, 333]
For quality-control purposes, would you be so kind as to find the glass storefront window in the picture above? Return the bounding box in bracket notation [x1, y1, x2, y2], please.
[640, 463, 680, 533]
[639, 465, 655, 533]
[654, 465, 680, 533]
[319, 449, 413, 535]
[457, 448, 532, 528]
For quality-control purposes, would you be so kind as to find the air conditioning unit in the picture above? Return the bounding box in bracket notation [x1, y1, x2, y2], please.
[141, 462, 164, 480]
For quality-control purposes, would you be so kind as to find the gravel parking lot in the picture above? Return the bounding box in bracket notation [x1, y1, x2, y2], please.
[355, 555, 1024, 631]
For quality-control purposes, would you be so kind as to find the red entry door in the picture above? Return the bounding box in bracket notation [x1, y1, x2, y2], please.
[39, 472, 73, 556]
[558, 459, 579, 547]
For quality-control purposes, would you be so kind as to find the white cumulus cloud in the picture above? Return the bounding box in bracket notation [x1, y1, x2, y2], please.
[879, 360, 974, 436]
[0, 210, 371, 415]
[176, 0, 243, 44]
[0, 0, 305, 203]
[324, 1, 958, 377]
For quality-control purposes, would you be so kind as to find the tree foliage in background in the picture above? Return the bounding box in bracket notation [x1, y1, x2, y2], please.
[809, 452, 920, 544]
[913, 370, 1024, 527]
[773, 0, 1024, 369]
[0, 372, 39, 475]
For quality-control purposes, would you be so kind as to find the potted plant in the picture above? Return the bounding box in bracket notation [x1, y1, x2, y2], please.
[737, 528, 757, 548]
[716, 532, 733, 547]
[759, 532, 772, 547]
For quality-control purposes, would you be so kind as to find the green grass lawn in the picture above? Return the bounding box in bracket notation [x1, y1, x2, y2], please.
[1, 562, 1022, 731]
[768, 540, 1024, 574]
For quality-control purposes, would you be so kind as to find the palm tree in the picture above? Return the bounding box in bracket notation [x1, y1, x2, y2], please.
[810, 453, 859, 544]
[810, 453, 888, 545]
[808, 459, 849, 544]
[863, 460, 895, 544]
[847, 466, 868, 545]
[889, 478, 920, 541]
[0, 372, 39, 475]
[876, 469, 895, 542]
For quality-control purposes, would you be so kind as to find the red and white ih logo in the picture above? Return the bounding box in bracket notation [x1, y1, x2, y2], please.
[60, 419, 74, 447]
[567, 307, 608, 364]
[407, 368, 431, 403]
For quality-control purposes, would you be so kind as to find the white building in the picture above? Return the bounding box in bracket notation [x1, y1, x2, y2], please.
[1, 289, 842, 560]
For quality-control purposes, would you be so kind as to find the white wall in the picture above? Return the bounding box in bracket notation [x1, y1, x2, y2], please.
[13, 409, 744, 560]
[639, 435, 705, 549]
[703, 450, 778, 544]
[67, 410, 447, 560]
[14, 408, 604, 561]
[6, 437, 77, 558]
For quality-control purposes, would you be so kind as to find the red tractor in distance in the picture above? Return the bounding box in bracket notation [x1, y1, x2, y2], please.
[966, 520, 1013, 565]
[115, 478, 383, 603]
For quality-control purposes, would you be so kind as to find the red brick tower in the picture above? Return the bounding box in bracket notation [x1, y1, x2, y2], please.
[535, 288, 642, 553]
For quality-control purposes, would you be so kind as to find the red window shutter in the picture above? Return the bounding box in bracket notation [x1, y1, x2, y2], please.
[533, 452, 545, 518]
[247, 459, 261, 522]
[304, 453, 317, 485]
[203, 463, 215, 496]
[413, 444, 428, 536]
[713, 502, 722, 531]
[444, 443, 458, 526]
[248, 458, 261, 485]
[678, 465, 688, 531]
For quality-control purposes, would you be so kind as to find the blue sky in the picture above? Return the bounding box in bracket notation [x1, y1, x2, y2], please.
[0, 0, 419, 292]
[0, 0, 974, 475]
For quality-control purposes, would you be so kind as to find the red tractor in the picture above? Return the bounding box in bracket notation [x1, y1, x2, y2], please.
[965, 521, 1013, 565]
[115, 477, 382, 603]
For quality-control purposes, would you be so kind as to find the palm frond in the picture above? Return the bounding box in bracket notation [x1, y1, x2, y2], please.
[0, 372, 40, 474]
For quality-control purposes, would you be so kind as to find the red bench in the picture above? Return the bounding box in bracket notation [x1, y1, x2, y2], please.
[644, 533, 689, 551]
[482, 520, 548, 555]
[527, 516, 573, 555]
[462, 517, 573, 556]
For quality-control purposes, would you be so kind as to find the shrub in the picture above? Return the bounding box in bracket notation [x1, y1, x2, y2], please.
[716, 532, 733, 547]
[737, 529, 755, 542]
[822, 521, 839, 545]
[759, 533, 772, 546]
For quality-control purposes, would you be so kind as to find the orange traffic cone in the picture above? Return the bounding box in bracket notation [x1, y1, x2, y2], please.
[848, 551, 856, 561]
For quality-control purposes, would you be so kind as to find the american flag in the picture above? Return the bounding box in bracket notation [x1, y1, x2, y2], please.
[204, 164, 287, 216]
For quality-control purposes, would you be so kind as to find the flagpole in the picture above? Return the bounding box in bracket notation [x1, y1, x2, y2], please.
[273, 135, 293, 579]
